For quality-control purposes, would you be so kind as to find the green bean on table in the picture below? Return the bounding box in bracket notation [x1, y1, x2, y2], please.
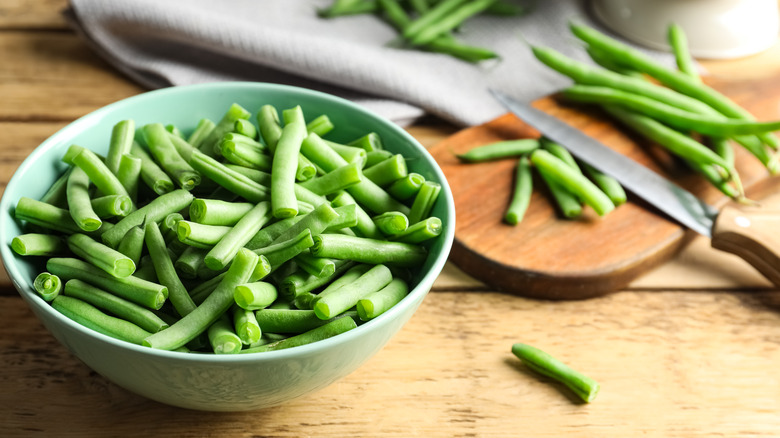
[511, 342, 600, 403]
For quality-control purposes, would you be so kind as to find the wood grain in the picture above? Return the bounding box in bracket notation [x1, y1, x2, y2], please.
[5, 291, 780, 437]
[430, 71, 780, 300]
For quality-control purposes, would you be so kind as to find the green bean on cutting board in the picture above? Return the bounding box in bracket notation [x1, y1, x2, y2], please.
[12, 100, 443, 355]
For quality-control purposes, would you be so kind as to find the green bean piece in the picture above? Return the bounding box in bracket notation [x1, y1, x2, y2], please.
[105, 120, 136, 176]
[292, 291, 318, 310]
[11, 233, 67, 256]
[272, 120, 307, 218]
[390, 216, 442, 244]
[130, 141, 175, 195]
[254, 308, 358, 334]
[207, 314, 242, 354]
[67, 233, 136, 278]
[257, 104, 283, 153]
[244, 215, 304, 251]
[223, 163, 328, 207]
[278, 260, 355, 301]
[15, 197, 85, 234]
[233, 306, 262, 345]
[34, 272, 62, 301]
[306, 114, 335, 136]
[362, 154, 408, 187]
[541, 138, 581, 172]
[189, 271, 224, 305]
[281, 105, 318, 182]
[142, 123, 202, 190]
[189, 198, 253, 226]
[204, 201, 273, 270]
[408, 181, 441, 224]
[348, 132, 384, 152]
[325, 141, 369, 166]
[294, 252, 337, 278]
[373, 211, 409, 236]
[39, 167, 71, 208]
[563, 85, 780, 139]
[330, 190, 383, 238]
[503, 157, 533, 225]
[198, 103, 252, 157]
[270, 202, 340, 245]
[90, 195, 133, 218]
[581, 162, 627, 206]
[313, 264, 392, 319]
[254, 229, 315, 273]
[234, 118, 258, 140]
[221, 135, 272, 171]
[248, 254, 273, 282]
[69, 146, 134, 202]
[176, 221, 231, 249]
[52, 295, 153, 345]
[667, 23, 699, 81]
[190, 151, 270, 203]
[132, 254, 158, 283]
[173, 246, 207, 279]
[115, 154, 142, 203]
[242, 315, 357, 353]
[187, 118, 216, 149]
[116, 225, 145, 266]
[144, 248, 259, 350]
[145, 221, 196, 317]
[455, 139, 540, 162]
[511, 343, 600, 403]
[63, 279, 169, 333]
[569, 23, 778, 149]
[319, 0, 378, 17]
[324, 204, 359, 232]
[531, 150, 615, 216]
[356, 277, 408, 321]
[363, 149, 393, 168]
[166, 131, 198, 163]
[101, 189, 194, 248]
[407, 0, 497, 46]
[311, 234, 427, 267]
[387, 172, 425, 201]
[316, 263, 371, 299]
[166, 124, 184, 139]
[234, 281, 278, 310]
[537, 167, 582, 218]
[299, 161, 364, 196]
[66, 165, 102, 231]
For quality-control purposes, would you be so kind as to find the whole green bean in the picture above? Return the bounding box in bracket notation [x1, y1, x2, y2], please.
[511, 343, 600, 403]
[537, 167, 582, 218]
[581, 162, 627, 206]
[34, 272, 62, 302]
[504, 157, 533, 225]
[144, 248, 259, 350]
[63, 278, 169, 333]
[11, 233, 67, 256]
[456, 139, 540, 162]
[531, 150, 615, 216]
[407, 0, 497, 46]
[52, 295, 153, 345]
[668, 23, 699, 81]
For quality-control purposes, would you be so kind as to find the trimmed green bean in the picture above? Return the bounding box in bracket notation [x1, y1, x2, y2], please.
[456, 139, 540, 162]
[278, 260, 355, 300]
[271, 121, 307, 218]
[52, 295, 152, 345]
[142, 123, 201, 190]
[63, 278, 168, 333]
[116, 153, 143, 202]
[105, 120, 136, 176]
[233, 281, 278, 310]
[387, 172, 425, 201]
[207, 314, 242, 354]
[313, 264, 392, 319]
[326, 141, 369, 166]
[254, 229, 315, 273]
[189, 150, 269, 203]
[189, 198, 254, 226]
[348, 132, 384, 152]
[504, 157, 533, 225]
[511, 343, 600, 403]
[221, 135, 272, 171]
[537, 167, 582, 218]
[166, 131, 198, 163]
[204, 201, 273, 270]
[362, 154, 407, 187]
[198, 103, 252, 157]
[270, 202, 340, 245]
[145, 221, 197, 317]
[373, 211, 409, 236]
[306, 114, 335, 136]
[34, 272, 62, 301]
[15, 197, 85, 235]
[408, 181, 441, 224]
[531, 150, 615, 216]
[12, 233, 67, 256]
[257, 104, 283, 152]
[240, 315, 357, 353]
[582, 162, 627, 206]
[330, 191, 383, 239]
[668, 23, 699, 81]
[101, 189, 195, 248]
[130, 141, 175, 195]
[363, 149, 392, 168]
[69, 146, 134, 202]
[233, 306, 262, 345]
[176, 221, 231, 248]
[39, 167, 71, 208]
[90, 195, 133, 218]
[144, 248, 259, 350]
[254, 308, 357, 334]
[311, 234, 427, 267]
[325, 204, 359, 232]
[299, 161, 363, 196]
[234, 118, 258, 140]
[390, 216, 442, 244]
[116, 225, 145, 266]
[294, 252, 337, 278]
[356, 277, 408, 320]
[66, 165, 102, 231]
[187, 118, 216, 149]
[67, 233, 135, 278]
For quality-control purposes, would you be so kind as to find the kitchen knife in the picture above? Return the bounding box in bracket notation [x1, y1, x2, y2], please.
[491, 89, 780, 288]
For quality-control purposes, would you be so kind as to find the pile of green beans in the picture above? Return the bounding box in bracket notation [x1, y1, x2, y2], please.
[532, 22, 780, 201]
[455, 137, 625, 224]
[319, 0, 526, 63]
[12, 101, 444, 354]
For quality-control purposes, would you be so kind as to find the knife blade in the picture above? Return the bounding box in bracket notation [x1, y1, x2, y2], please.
[491, 89, 718, 237]
[491, 89, 780, 288]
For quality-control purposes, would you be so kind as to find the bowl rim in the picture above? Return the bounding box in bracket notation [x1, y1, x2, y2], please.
[0, 81, 455, 362]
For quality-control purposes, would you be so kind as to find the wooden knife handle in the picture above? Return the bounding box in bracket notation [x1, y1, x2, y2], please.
[711, 205, 780, 287]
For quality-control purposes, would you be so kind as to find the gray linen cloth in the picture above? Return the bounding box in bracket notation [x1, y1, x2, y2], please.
[65, 0, 674, 127]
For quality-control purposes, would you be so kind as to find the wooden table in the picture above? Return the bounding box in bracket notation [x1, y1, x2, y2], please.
[3, 2, 780, 436]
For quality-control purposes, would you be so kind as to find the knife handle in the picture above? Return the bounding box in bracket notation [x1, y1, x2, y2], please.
[711, 205, 780, 287]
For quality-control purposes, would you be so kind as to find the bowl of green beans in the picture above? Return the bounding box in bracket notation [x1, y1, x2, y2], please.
[0, 82, 454, 411]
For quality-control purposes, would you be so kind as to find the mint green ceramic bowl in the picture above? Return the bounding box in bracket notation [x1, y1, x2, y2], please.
[0, 82, 454, 411]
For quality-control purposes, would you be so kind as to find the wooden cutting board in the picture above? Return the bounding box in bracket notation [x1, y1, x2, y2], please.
[429, 72, 780, 300]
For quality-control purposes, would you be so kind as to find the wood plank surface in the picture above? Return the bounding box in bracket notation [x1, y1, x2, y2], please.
[4, 291, 780, 437]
